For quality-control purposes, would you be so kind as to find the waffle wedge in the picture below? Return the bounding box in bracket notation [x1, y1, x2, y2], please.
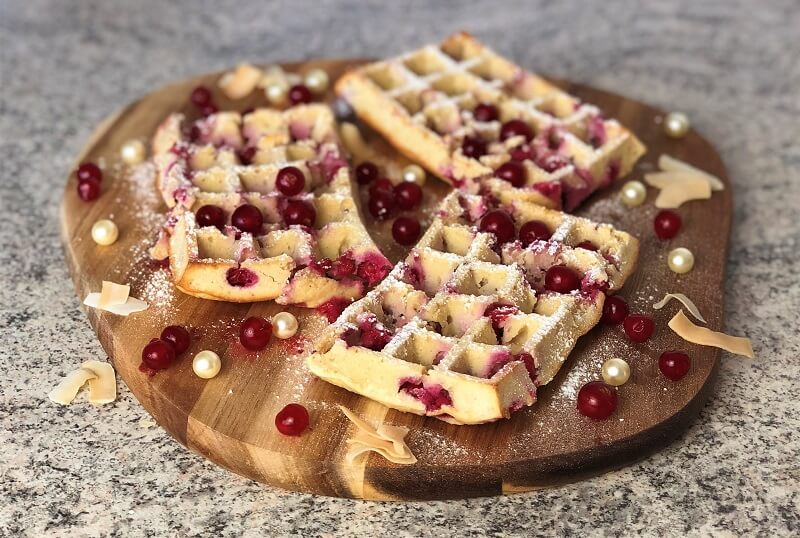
[307, 191, 639, 424]
[150, 105, 392, 305]
[336, 32, 646, 210]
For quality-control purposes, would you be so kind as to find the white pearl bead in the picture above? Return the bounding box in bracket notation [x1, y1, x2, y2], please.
[265, 82, 289, 105]
[601, 358, 631, 386]
[304, 68, 330, 95]
[192, 350, 221, 379]
[402, 164, 427, 186]
[273, 311, 299, 339]
[91, 219, 119, 246]
[664, 112, 690, 138]
[120, 139, 146, 165]
[668, 247, 695, 274]
[620, 180, 647, 207]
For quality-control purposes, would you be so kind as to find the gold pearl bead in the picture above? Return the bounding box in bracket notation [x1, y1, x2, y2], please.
[620, 180, 647, 207]
[273, 311, 299, 339]
[601, 358, 631, 386]
[668, 247, 695, 274]
[304, 68, 330, 95]
[401, 164, 427, 186]
[192, 350, 221, 379]
[91, 219, 119, 246]
[120, 139, 146, 165]
[265, 82, 289, 105]
[664, 112, 690, 138]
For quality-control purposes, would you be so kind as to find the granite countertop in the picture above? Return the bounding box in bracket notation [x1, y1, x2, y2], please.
[2, 0, 798, 535]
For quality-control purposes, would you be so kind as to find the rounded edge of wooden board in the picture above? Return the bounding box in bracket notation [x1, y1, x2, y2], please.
[59, 58, 731, 500]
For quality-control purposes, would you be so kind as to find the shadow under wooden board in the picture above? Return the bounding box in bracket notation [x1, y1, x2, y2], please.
[60, 58, 732, 500]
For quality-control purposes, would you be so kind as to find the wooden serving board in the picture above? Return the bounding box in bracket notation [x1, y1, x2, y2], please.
[60, 59, 732, 500]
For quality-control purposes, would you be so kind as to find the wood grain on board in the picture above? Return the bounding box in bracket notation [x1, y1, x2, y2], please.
[59, 59, 732, 500]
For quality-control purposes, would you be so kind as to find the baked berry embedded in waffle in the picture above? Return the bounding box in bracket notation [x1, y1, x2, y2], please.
[307, 191, 639, 424]
[335, 32, 646, 211]
[150, 104, 392, 305]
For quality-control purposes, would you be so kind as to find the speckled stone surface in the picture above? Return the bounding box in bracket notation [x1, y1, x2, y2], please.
[1, 0, 798, 535]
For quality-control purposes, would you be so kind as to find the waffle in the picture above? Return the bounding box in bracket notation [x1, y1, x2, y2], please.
[336, 32, 646, 211]
[307, 191, 639, 424]
[150, 104, 392, 305]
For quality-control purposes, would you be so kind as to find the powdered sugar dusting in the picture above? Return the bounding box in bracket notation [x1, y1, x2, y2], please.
[406, 427, 476, 464]
[116, 160, 178, 324]
[554, 355, 604, 401]
[126, 161, 161, 220]
[139, 268, 174, 309]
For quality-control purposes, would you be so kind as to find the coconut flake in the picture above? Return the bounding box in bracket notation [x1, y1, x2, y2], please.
[668, 310, 754, 358]
[81, 360, 117, 404]
[644, 172, 712, 208]
[658, 154, 724, 191]
[653, 292, 707, 323]
[49, 368, 97, 405]
[219, 63, 263, 100]
[339, 405, 416, 465]
[84, 281, 148, 316]
[98, 281, 130, 308]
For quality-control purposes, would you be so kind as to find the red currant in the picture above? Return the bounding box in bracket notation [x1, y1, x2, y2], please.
[283, 200, 316, 227]
[544, 265, 581, 293]
[500, 119, 534, 142]
[330, 255, 356, 279]
[288, 84, 313, 105]
[368, 178, 394, 197]
[231, 204, 264, 234]
[483, 302, 520, 331]
[275, 166, 306, 196]
[76, 162, 102, 183]
[496, 161, 526, 187]
[200, 103, 218, 117]
[394, 182, 423, 210]
[654, 210, 682, 239]
[478, 209, 516, 245]
[358, 316, 394, 351]
[537, 153, 569, 172]
[659, 351, 691, 381]
[577, 381, 618, 419]
[196, 205, 226, 229]
[462, 136, 487, 159]
[226, 267, 258, 287]
[312, 257, 334, 275]
[275, 403, 310, 436]
[392, 217, 421, 245]
[355, 162, 379, 185]
[141, 339, 176, 370]
[601, 296, 629, 325]
[368, 191, 395, 220]
[190, 86, 213, 107]
[239, 316, 272, 351]
[518, 220, 550, 246]
[623, 314, 654, 343]
[509, 144, 536, 162]
[473, 103, 499, 122]
[238, 146, 257, 165]
[77, 178, 101, 202]
[160, 325, 191, 355]
[356, 258, 390, 287]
